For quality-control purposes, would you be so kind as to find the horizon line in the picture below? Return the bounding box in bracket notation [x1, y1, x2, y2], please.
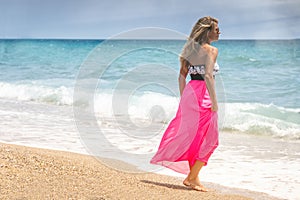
[0, 37, 299, 41]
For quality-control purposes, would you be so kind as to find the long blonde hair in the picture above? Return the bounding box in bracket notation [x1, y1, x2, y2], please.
[180, 16, 218, 68]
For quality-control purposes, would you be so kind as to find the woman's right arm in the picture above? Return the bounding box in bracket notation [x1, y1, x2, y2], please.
[178, 58, 188, 96]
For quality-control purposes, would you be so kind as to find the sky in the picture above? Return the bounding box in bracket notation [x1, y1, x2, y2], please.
[1, 0, 300, 39]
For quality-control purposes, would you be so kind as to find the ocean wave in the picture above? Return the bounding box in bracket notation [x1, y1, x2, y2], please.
[94, 92, 300, 140]
[0, 82, 73, 105]
[93, 91, 179, 124]
[1, 81, 299, 140]
[222, 103, 300, 140]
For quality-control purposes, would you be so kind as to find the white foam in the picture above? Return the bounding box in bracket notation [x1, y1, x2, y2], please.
[1, 81, 299, 140]
[94, 91, 178, 123]
[223, 103, 300, 140]
[0, 81, 73, 105]
[0, 99, 87, 154]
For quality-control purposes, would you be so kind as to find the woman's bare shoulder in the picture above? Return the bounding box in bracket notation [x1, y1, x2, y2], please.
[203, 44, 218, 55]
[204, 45, 218, 61]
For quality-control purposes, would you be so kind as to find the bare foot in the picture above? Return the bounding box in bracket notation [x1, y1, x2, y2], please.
[183, 177, 208, 192]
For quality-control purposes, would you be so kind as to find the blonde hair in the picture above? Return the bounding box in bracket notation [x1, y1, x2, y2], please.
[180, 16, 218, 68]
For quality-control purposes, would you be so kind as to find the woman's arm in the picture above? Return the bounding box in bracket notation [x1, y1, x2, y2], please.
[178, 58, 188, 96]
[204, 47, 218, 112]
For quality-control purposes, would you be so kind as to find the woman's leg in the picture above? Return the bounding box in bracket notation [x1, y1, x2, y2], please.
[183, 160, 208, 191]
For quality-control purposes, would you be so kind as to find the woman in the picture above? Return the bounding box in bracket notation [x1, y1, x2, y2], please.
[150, 16, 221, 192]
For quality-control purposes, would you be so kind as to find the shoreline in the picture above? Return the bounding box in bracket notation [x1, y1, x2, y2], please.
[0, 142, 280, 199]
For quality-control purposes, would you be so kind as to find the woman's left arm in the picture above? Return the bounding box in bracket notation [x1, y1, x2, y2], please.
[204, 47, 218, 112]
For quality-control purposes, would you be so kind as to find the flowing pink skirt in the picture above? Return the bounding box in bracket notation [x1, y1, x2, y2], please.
[150, 80, 218, 175]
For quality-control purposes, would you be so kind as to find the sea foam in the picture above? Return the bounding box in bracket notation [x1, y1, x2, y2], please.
[1, 81, 299, 140]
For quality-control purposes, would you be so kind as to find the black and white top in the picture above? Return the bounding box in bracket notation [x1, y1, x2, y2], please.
[188, 62, 219, 76]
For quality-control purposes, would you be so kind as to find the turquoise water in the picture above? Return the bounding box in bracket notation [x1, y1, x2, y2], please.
[218, 40, 300, 108]
[0, 39, 299, 139]
[0, 39, 299, 107]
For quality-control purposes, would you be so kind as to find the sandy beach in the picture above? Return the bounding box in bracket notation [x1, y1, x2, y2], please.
[0, 143, 280, 200]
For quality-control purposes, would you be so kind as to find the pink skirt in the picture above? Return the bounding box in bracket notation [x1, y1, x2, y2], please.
[150, 80, 218, 175]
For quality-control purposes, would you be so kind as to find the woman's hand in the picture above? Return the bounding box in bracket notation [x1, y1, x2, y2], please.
[211, 103, 218, 112]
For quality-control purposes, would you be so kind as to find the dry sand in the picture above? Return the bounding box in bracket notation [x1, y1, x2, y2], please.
[0, 143, 280, 200]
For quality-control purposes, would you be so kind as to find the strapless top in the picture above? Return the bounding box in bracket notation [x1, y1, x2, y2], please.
[188, 62, 219, 80]
[188, 62, 219, 75]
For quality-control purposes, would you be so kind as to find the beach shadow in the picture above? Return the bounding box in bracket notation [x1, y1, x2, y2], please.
[140, 180, 191, 191]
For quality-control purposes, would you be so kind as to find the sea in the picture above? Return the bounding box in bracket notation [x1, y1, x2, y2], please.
[0, 39, 299, 200]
